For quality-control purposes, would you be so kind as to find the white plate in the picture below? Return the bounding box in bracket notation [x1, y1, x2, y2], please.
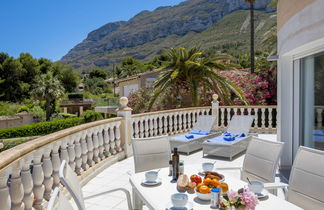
[141, 177, 162, 186]
[255, 189, 269, 199]
[166, 201, 193, 210]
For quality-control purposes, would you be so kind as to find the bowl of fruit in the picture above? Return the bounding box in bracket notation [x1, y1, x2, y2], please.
[194, 175, 228, 201]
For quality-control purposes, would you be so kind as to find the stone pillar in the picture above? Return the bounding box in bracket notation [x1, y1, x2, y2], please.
[63, 107, 68, 114]
[116, 97, 133, 157]
[211, 94, 219, 130]
[79, 106, 84, 116]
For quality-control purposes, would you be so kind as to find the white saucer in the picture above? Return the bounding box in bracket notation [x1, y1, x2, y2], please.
[141, 177, 162, 186]
[166, 201, 193, 210]
[255, 189, 269, 199]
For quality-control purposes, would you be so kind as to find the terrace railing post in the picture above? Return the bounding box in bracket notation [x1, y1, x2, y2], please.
[211, 94, 219, 130]
[117, 97, 133, 157]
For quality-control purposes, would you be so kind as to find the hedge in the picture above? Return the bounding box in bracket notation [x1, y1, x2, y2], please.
[0, 117, 84, 139]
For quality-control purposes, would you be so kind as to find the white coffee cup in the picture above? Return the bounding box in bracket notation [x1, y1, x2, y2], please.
[171, 193, 188, 207]
[248, 181, 264, 194]
[202, 162, 214, 172]
[145, 171, 158, 182]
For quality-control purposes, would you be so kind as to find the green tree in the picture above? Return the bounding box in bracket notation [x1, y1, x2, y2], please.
[32, 72, 65, 121]
[148, 47, 247, 109]
[84, 77, 108, 95]
[19, 53, 40, 83]
[89, 69, 107, 79]
[58, 65, 81, 92]
[116, 57, 146, 78]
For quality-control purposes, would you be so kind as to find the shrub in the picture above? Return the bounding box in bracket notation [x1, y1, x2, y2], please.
[0, 118, 84, 139]
[82, 110, 103, 123]
[17, 106, 29, 113]
[50, 113, 77, 120]
[0, 138, 29, 152]
[0, 102, 21, 116]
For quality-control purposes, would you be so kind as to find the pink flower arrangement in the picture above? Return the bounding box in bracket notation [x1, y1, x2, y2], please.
[221, 188, 259, 210]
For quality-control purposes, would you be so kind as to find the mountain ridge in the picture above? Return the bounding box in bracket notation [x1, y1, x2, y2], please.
[61, 0, 275, 71]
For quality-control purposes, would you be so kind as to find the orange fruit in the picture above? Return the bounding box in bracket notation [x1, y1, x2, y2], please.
[199, 185, 211, 194]
[220, 182, 229, 193]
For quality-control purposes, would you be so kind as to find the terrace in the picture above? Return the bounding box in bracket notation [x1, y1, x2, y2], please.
[0, 97, 308, 210]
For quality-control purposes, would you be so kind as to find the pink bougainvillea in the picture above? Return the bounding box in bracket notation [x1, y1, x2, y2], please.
[217, 69, 276, 105]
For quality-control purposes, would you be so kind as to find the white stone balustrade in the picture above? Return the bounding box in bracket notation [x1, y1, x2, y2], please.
[0, 117, 124, 210]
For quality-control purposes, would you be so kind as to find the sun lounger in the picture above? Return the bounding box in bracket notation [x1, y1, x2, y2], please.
[202, 115, 254, 160]
[169, 115, 219, 154]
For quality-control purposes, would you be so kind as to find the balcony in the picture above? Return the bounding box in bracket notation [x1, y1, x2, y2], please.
[0, 98, 322, 210]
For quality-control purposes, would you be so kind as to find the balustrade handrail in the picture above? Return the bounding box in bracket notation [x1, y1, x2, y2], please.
[219, 105, 277, 108]
[0, 117, 123, 171]
[132, 106, 212, 118]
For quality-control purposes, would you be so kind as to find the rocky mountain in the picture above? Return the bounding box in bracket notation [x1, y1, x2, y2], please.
[61, 0, 275, 71]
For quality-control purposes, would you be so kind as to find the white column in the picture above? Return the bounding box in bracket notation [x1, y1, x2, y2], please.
[0, 169, 10, 210]
[51, 143, 61, 188]
[32, 149, 45, 209]
[74, 134, 82, 175]
[80, 132, 89, 171]
[92, 129, 100, 163]
[21, 157, 33, 210]
[9, 161, 24, 210]
[98, 127, 105, 160]
[86, 131, 94, 167]
[115, 121, 123, 152]
[103, 127, 111, 157]
[43, 146, 53, 201]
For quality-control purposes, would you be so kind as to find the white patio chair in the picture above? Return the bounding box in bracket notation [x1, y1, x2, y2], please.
[215, 137, 284, 192]
[202, 115, 255, 159]
[47, 187, 74, 210]
[170, 115, 219, 154]
[268, 146, 324, 209]
[59, 160, 133, 210]
[132, 135, 171, 173]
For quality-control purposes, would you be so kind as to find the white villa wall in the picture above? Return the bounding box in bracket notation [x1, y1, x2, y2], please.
[278, 0, 324, 168]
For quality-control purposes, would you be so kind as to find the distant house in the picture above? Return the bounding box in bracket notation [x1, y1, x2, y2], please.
[116, 70, 162, 97]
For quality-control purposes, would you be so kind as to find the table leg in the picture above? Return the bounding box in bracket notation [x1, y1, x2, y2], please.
[132, 187, 143, 210]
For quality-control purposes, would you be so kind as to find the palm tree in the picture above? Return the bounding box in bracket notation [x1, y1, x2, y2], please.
[148, 47, 247, 109]
[246, 0, 255, 74]
[32, 72, 65, 121]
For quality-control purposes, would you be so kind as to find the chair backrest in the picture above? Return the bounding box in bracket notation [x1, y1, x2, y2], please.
[287, 146, 324, 209]
[47, 187, 75, 210]
[227, 115, 254, 135]
[59, 160, 85, 210]
[192, 115, 216, 132]
[132, 135, 171, 173]
[241, 137, 284, 183]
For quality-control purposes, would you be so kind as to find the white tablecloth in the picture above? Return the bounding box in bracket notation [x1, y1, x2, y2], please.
[129, 164, 302, 210]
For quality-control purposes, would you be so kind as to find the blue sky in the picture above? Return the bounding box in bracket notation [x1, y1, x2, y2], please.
[0, 0, 184, 61]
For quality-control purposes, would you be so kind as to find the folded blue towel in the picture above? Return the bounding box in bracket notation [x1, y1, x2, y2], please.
[189, 129, 209, 135]
[239, 133, 246, 137]
[223, 136, 235, 141]
[185, 134, 194, 139]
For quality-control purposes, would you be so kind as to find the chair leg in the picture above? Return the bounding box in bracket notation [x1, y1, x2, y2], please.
[132, 187, 143, 210]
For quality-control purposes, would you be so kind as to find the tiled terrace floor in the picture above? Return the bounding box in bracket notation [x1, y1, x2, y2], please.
[79, 134, 278, 210]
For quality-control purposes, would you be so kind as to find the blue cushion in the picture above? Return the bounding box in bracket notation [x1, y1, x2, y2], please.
[185, 134, 194, 139]
[223, 136, 235, 141]
[189, 129, 209, 135]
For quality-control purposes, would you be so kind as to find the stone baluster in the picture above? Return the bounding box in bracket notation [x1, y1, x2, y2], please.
[80, 132, 89, 171]
[9, 161, 24, 210]
[152, 116, 158, 136]
[32, 149, 45, 209]
[92, 128, 100, 163]
[253, 108, 259, 128]
[86, 131, 94, 167]
[115, 122, 123, 152]
[158, 116, 163, 135]
[139, 118, 144, 138]
[0, 169, 10, 210]
[192, 111, 197, 127]
[168, 114, 174, 135]
[220, 108, 225, 127]
[179, 112, 184, 133]
[51, 143, 61, 188]
[261, 108, 266, 128]
[144, 117, 149, 137]
[183, 112, 188, 132]
[67, 139, 76, 171]
[97, 127, 105, 160]
[187, 112, 192, 129]
[226, 108, 231, 126]
[103, 127, 111, 157]
[60, 140, 69, 163]
[21, 157, 33, 210]
[134, 119, 139, 138]
[174, 113, 178, 134]
[149, 117, 154, 137]
[317, 108, 323, 128]
[163, 115, 168, 135]
[43, 146, 53, 201]
[268, 108, 273, 128]
[109, 126, 117, 155]
[74, 134, 82, 175]
[247, 108, 253, 126]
